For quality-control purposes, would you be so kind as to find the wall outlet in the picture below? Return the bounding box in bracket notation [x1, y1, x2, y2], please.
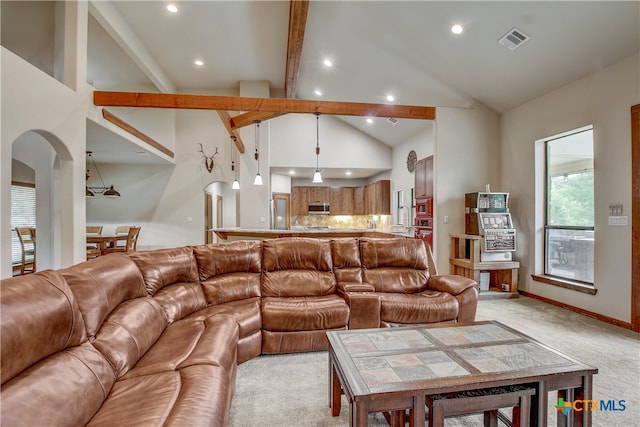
[187, 216, 193, 223]
[259, 216, 266, 223]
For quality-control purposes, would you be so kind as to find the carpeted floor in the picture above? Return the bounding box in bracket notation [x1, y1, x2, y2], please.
[228, 296, 640, 426]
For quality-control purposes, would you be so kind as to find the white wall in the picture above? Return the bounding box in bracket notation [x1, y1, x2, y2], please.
[1, 48, 90, 277]
[434, 103, 501, 272]
[500, 53, 639, 323]
[270, 114, 391, 170]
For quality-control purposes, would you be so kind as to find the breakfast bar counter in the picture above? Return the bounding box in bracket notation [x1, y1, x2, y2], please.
[214, 228, 414, 240]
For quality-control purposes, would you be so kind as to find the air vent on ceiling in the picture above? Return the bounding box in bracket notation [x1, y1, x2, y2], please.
[387, 117, 399, 125]
[498, 28, 530, 51]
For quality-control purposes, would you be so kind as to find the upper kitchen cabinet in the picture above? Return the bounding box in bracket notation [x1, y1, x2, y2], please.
[308, 186, 329, 203]
[415, 156, 434, 199]
[353, 186, 365, 215]
[366, 180, 391, 215]
[329, 187, 354, 215]
[291, 187, 310, 216]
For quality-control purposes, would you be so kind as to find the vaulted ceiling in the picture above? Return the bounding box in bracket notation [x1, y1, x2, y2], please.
[3, 1, 639, 164]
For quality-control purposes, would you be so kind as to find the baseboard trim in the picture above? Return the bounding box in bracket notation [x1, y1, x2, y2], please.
[518, 291, 634, 332]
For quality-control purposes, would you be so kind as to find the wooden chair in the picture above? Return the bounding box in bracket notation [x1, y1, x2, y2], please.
[86, 225, 103, 260]
[115, 225, 131, 235]
[16, 227, 36, 275]
[105, 226, 140, 253]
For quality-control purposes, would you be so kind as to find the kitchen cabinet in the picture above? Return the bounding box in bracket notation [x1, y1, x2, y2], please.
[308, 186, 329, 203]
[353, 186, 365, 215]
[290, 180, 390, 216]
[291, 187, 310, 216]
[329, 187, 354, 215]
[415, 156, 433, 199]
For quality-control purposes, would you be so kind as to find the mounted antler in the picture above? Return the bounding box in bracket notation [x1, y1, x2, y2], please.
[198, 143, 219, 173]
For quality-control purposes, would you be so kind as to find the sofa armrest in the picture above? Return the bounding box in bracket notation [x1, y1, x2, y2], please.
[336, 282, 379, 329]
[428, 275, 478, 323]
[428, 275, 477, 295]
[337, 281, 375, 294]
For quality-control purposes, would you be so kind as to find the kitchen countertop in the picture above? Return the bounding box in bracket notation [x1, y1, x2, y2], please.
[214, 227, 415, 240]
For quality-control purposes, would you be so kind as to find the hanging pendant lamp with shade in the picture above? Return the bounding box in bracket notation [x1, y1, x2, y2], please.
[86, 151, 121, 197]
[253, 121, 263, 186]
[230, 136, 240, 189]
[312, 113, 323, 183]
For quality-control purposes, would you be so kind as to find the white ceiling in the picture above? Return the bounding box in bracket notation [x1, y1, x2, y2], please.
[4, 1, 639, 174]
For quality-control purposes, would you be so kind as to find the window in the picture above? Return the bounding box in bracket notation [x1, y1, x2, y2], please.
[544, 127, 594, 285]
[11, 182, 36, 265]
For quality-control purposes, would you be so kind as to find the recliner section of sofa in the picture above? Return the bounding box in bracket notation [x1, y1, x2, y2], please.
[1, 237, 477, 426]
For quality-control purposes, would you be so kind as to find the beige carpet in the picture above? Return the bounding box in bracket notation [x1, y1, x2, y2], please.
[229, 297, 640, 426]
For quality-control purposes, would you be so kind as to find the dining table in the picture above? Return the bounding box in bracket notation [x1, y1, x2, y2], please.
[86, 234, 125, 255]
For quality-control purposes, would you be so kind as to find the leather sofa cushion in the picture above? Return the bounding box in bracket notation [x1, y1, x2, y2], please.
[61, 254, 146, 338]
[188, 297, 262, 338]
[201, 271, 261, 306]
[193, 240, 262, 280]
[153, 282, 208, 324]
[1, 342, 116, 427]
[331, 238, 363, 283]
[261, 295, 349, 331]
[92, 298, 168, 378]
[379, 290, 459, 324]
[360, 238, 430, 293]
[128, 247, 199, 296]
[88, 365, 233, 427]
[123, 315, 238, 380]
[1, 270, 87, 384]
[262, 238, 336, 297]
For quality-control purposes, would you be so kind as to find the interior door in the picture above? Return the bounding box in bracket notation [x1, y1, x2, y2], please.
[205, 192, 213, 244]
[272, 193, 290, 230]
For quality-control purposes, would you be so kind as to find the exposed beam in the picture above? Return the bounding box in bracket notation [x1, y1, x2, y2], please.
[94, 91, 437, 120]
[217, 111, 246, 153]
[102, 109, 174, 158]
[285, 0, 309, 99]
[230, 112, 286, 130]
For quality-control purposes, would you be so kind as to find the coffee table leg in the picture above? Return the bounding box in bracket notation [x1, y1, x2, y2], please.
[350, 401, 368, 427]
[571, 375, 593, 427]
[412, 395, 425, 427]
[532, 381, 548, 427]
[329, 357, 341, 416]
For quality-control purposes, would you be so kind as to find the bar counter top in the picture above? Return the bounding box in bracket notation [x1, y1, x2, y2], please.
[214, 227, 414, 240]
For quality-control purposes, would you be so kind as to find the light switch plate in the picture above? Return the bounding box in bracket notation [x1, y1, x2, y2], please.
[608, 216, 628, 226]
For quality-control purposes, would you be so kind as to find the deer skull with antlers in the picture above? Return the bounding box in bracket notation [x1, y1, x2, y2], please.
[198, 143, 219, 173]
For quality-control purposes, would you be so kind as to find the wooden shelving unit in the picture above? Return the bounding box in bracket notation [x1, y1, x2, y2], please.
[449, 234, 519, 299]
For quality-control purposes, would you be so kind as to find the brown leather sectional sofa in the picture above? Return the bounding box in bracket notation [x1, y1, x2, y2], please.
[1, 237, 477, 426]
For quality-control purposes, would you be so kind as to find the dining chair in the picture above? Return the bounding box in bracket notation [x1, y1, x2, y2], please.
[15, 227, 36, 275]
[105, 226, 141, 253]
[86, 225, 103, 260]
[115, 225, 131, 235]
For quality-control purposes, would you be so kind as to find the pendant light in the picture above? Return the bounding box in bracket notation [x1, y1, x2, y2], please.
[86, 151, 121, 197]
[312, 113, 323, 183]
[253, 121, 263, 186]
[230, 136, 240, 189]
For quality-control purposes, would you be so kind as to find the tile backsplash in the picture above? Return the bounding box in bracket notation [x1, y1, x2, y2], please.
[291, 215, 391, 230]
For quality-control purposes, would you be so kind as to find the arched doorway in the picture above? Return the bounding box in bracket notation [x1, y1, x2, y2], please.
[10, 129, 73, 273]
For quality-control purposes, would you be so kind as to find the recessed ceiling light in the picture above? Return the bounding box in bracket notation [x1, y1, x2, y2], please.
[386, 95, 395, 102]
[345, 171, 352, 176]
[451, 24, 464, 35]
[166, 4, 178, 13]
[366, 117, 374, 124]
[314, 89, 322, 96]
[289, 170, 295, 175]
[194, 59, 204, 66]
[323, 59, 333, 67]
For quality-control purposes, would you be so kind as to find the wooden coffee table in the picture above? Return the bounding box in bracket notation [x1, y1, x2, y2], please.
[327, 321, 597, 427]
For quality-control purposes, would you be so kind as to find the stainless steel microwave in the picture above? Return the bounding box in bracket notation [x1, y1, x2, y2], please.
[308, 202, 330, 215]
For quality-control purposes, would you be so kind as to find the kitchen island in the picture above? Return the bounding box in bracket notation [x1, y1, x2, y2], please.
[214, 227, 414, 241]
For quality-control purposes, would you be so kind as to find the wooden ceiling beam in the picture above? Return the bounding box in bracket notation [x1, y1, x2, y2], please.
[230, 111, 286, 129]
[102, 109, 174, 158]
[94, 91, 437, 120]
[217, 111, 246, 153]
[285, 0, 309, 99]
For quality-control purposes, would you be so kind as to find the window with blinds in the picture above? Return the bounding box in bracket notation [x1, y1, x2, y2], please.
[11, 182, 36, 265]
